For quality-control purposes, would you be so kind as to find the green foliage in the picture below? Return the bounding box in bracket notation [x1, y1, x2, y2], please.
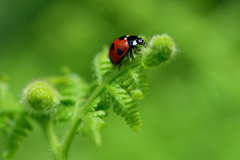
[78, 96, 107, 146]
[107, 84, 142, 131]
[80, 116, 106, 146]
[96, 90, 111, 111]
[0, 81, 32, 159]
[0, 34, 176, 160]
[2, 113, 32, 159]
[92, 47, 114, 83]
[47, 72, 89, 122]
[121, 64, 149, 100]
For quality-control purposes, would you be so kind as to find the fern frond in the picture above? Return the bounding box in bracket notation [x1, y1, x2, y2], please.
[54, 105, 74, 122]
[47, 73, 89, 104]
[0, 81, 33, 159]
[120, 64, 149, 99]
[87, 96, 101, 112]
[77, 97, 106, 145]
[77, 96, 107, 145]
[88, 110, 108, 118]
[47, 73, 89, 122]
[96, 90, 111, 111]
[2, 113, 32, 159]
[92, 46, 113, 83]
[106, 84, 142, 132]
[50, 73, 89, 105]
[79, 116, 106, 146]
[85, 96, 108, 117]
[87, 81, 99, 97]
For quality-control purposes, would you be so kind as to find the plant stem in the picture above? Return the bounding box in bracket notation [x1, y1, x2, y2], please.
[40, 117, 60, 160]
[59, 116, 82, 160]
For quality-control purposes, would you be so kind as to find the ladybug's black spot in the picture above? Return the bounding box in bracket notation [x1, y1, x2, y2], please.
[117, 49, 123, 55]
[110, 43, 114, 50]
[119, 36, 126, 40]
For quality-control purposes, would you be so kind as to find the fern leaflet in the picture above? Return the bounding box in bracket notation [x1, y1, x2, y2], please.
[47, 73, 89, 122]
[78, 97, 106, 145]
[106, 84, 142, 132]
[79, 116, 106, 146]
[92, 47, 113, 83]
[2, 113, 32, 159]
[96, 90, 111, 111]
[121, 64, 149, 99]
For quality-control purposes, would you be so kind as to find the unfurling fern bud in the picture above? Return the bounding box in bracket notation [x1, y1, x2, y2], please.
[22, 81, 60, 115]
[143, 34, 176, 67]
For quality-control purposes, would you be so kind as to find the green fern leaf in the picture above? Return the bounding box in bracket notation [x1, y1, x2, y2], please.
[56, 74, 89, 104]
[78, 96, 107, 145]
[48, 73, 89, 122]
[85, 96, 108, 117]
[87, 81, 99, 98]
[80, 116, 106, 146]
[86, 96, 101, 112]
[1, 81, 32, 159]
[106, 84, 142, 132]
[92, 47, 113, 83]
[2, 113, 32, 159]
[48, 73, 89, 105]
[88, 110, 108, 118]
[96, 90, 111, 111]
[54, 105, 74, 122]
[121, 64, 149, 99]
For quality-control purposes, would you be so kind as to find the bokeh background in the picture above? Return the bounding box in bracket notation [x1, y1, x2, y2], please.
[1, 0, 240, 160]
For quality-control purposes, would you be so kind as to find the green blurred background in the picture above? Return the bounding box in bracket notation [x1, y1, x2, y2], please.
[1, 0, 240, 159]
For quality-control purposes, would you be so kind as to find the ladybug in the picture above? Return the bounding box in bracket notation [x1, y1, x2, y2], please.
[109, 35, 147, 69]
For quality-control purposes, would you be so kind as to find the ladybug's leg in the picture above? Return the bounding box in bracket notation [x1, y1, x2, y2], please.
[130, 49, 134, 60]
[118, 62, 122, 70]
[133, 46, 141, 55]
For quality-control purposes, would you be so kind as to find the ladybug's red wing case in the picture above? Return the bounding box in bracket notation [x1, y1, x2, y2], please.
[109, 37, 129, 66]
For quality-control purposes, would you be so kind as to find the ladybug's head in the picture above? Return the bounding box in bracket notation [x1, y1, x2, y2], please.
[136, 37, 147, 48]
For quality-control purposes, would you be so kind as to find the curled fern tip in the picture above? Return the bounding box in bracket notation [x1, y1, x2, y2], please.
[22, 80, 60, 115]
[143, 34, 176, 67]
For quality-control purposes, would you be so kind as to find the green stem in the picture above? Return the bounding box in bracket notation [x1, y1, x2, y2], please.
[59, 116, 82, 160]
[59, 99, 82, 160]
[40, 117, 60, 160]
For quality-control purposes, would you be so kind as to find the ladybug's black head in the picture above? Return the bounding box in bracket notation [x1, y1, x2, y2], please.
[136, 37, 147, 48]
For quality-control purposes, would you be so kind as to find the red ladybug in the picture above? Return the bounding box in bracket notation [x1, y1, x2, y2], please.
[109, 35, 147, 69]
